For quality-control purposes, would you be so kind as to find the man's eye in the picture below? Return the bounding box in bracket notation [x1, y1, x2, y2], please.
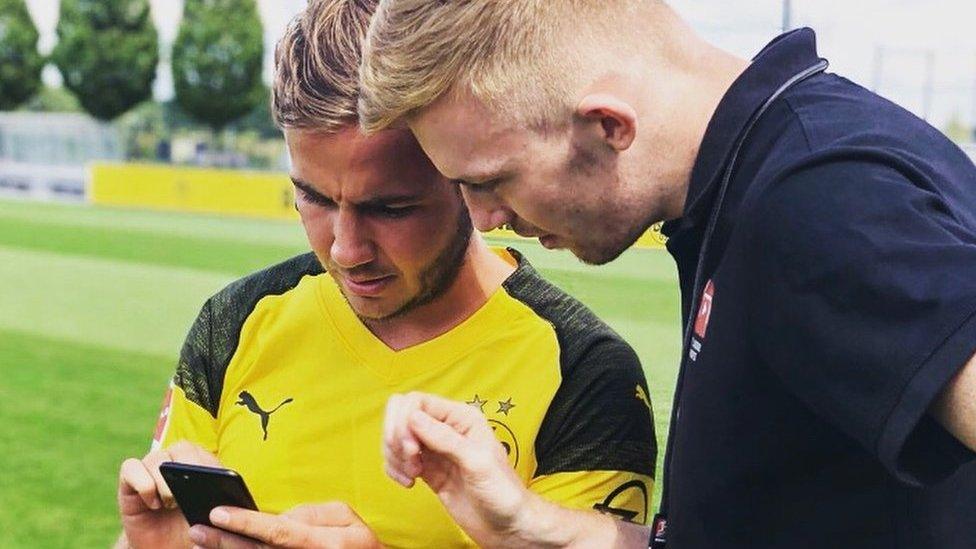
[378, 206, 415, 218]
[298, 190, 335, 208]
[456, 178, 501, 192]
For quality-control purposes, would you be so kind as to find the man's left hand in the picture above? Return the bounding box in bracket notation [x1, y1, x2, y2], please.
[187, 502, 382, 549]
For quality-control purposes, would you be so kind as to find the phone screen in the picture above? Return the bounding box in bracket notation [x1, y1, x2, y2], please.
[159, 462, 259, 527]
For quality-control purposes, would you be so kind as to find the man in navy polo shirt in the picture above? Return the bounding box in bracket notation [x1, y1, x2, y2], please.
[248, 2, 976, 548]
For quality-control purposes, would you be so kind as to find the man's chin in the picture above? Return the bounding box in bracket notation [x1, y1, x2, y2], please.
[569, 241, 632, 266]
[351, 304, 399, 323]
[340, 292, 399, 322]
[347, 294, 426, 324]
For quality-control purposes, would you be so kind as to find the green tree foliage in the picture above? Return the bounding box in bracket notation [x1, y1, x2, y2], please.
[172, 0, 264, 132]
[0, 0, 44, 110]
[20, 85, 82, 112]
[52, 0, 159, 121]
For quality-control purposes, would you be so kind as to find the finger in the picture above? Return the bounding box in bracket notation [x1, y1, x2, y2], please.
[397, 392, 421, 463]
[392, 393, 423, 474]
[380, 430, 414, 488]
[382, 394, 401, 452]
[406, 409, 472, 465]
[385, 463, 416, 488]
[194, 445, 224, 467]
[282, 502, 361, 527]
[119, 458, 162, 511]
[210, 507, 310, 548]
[143, 449, 177, 508]
[280, 503, 379, 549]
[188, 524, 261, 549]
[382, 396, 416, 479]
[415, 393, 486, 435]
[390, 394, 417, 460]
[168, 440, 223, 468]
[382, 395, 421, 481]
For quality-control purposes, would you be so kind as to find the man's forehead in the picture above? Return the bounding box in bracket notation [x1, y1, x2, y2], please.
[411, 95, 525, 180]
[287, 130, 447, 204]
[287, 126, 423, 165]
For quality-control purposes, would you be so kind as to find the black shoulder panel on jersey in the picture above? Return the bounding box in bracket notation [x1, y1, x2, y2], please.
[174, 252, 324, 417]
[502, 248, 657, 478]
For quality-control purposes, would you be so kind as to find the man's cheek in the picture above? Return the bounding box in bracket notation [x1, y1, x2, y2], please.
[302, 219, 335, 253]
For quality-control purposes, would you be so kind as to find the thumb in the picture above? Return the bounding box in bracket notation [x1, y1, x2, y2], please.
[283, 502, 361, 527]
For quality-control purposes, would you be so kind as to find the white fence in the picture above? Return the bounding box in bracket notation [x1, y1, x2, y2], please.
[962, 143, 976, 164]
[0, 112, 120, 202]
[0, 162, 88, 202]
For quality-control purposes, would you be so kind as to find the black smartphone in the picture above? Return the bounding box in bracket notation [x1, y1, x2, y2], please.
[159, 462, 259, 527]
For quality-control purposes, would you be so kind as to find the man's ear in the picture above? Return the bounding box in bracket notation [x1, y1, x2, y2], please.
[575, 94, 638, 152]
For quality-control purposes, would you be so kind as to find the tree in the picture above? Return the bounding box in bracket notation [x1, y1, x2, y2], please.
[0, 0, 44, 110]
[172, 0, 264, 133]
[228, 85, 280, 139]
[52, 0, 159, 121]
[20, 85, 82, 113]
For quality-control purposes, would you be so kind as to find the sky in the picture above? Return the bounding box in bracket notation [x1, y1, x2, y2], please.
[23, 0, 976, 132]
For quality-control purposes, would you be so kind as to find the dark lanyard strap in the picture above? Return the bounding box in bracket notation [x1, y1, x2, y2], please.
[653, 59, 829, 544]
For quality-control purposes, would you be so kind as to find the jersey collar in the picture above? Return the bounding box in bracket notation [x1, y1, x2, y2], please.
[317, 247, 525, 383]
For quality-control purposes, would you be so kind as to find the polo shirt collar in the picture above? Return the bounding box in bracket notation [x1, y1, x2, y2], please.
[663, 27, 825, 233]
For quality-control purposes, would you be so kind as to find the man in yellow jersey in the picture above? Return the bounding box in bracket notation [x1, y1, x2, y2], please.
[115, 1, 655, 548]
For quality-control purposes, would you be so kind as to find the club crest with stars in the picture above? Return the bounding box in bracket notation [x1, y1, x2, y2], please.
[467, 394, 520, 468]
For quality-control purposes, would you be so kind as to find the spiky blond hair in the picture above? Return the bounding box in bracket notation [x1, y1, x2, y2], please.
[358, 0, 656, 133]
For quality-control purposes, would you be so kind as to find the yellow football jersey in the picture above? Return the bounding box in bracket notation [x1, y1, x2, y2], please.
[152, 248, 656, 548]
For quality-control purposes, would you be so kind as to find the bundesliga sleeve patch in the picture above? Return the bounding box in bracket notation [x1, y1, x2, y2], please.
[151, 384, 174, 450]
[693, 279, 715, 339]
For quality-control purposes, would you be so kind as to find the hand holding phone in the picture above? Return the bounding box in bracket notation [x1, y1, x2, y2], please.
[159, 462, 259, 527]
[117, 441, 225, 549]
[187, 502, 383, 549]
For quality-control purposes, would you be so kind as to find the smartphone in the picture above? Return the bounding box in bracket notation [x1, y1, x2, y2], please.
[159, 462, 259, 527]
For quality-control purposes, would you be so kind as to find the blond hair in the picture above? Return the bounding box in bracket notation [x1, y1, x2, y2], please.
[359, 1, 654, 133]
[272, 0, 379, 131]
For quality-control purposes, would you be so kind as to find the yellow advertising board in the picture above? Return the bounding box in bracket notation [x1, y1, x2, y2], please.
[88, 162, 665, 248]
[89, 163, 298, 220]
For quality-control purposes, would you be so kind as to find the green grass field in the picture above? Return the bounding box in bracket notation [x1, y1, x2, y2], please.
[0, 198, 681, 548]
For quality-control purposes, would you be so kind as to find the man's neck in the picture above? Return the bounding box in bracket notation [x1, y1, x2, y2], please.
[365, 238, 515, 351]
[633, 36, 750, 223]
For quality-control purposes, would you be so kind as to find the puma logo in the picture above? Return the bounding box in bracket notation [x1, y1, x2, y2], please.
[236, 391, 293, 441]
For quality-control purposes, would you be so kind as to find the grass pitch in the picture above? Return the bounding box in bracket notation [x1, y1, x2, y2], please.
[0, 199, 680, 548]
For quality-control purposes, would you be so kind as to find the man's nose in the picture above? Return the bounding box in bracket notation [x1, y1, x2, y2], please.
[460, 187, 514, 232]
[330, 210, 374, 269]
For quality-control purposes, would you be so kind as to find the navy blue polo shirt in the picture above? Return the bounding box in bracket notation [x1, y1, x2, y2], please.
[659, 28, 976, 548]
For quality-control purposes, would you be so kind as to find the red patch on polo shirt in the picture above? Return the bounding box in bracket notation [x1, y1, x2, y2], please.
[694, 280, 715, 339]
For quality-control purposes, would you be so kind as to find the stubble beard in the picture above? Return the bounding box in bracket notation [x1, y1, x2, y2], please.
[348, 205, 474, 323]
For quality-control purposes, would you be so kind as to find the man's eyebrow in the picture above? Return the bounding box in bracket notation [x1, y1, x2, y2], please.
[453, 171, 505, 186]
[291, 177, 422, 207]
[290, 177, 332, 203]
[357, 193, 424, 208]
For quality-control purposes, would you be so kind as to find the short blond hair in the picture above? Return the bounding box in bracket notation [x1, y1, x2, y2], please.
[359, 1, 652, 133]
[272, 0, 378, 131]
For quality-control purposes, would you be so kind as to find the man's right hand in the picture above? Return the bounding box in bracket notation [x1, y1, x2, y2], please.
[383, 392, 652, 548]
[116, 440, 223, 549]
[384, 392, 531, 546]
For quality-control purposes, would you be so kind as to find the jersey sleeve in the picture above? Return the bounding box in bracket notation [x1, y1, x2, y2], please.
[529, 337, 657, 524]
[152, 382, 218, 452]
[746, 155, 976, 486]
[150, 299, 220, 452]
